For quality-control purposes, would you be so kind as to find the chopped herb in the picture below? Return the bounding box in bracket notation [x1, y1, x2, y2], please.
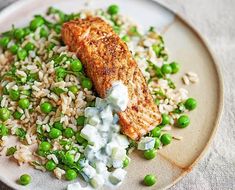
[6, 146, 17, 156]
[15, 128, 26, 140]
[167, 78, 176, 89]
[51, 87, 65, 96]
[128, 26, 141, 36]
[149, 26, 155, 32]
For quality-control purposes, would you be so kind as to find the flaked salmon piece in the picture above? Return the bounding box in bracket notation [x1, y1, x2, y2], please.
[62, 17, 161, 140]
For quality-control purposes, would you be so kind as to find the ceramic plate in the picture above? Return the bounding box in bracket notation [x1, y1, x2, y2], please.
[0, 0, 223, 190]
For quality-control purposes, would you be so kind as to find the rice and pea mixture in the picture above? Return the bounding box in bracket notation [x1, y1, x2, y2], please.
[0, 5, 198, 189]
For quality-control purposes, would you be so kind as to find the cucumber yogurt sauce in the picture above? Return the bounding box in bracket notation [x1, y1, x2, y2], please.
[68, 81, 130, 189]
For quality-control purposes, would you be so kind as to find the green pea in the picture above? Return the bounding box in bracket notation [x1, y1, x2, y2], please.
[161, 114, 170, 126]
[144, 174, 157, 186]
[21, 90, 31, 96]
[107, 4, 119, 15]
[76, 116, 85, 126]
[54, 24, 62, 34]
[160, 133, 172, 145]
[151, 127, 161, 137]
[63, 127, 74, 138]
[24, 27, 31, 36]
[9, 44, 19, 54]
[14, 28, 25, 40]
[0, 37, 10, 48]
[64, 152, 75, 165]
[18, 174, 31, 186]
[40, 102, 53, 114]
[9, 89, 20, 101]
[161, 64, 172, 75]
[70, 60, 82, 72]
[68, 85, 79, 95]
[40, 28, 49, 38]
[184, 98, 197, 111]
[154, 138, 161, 149]
[45, 160, 56, 171]
[13, 111, 23, 120]
[177, 115, 190, 128]
[0, 108, 11, 121]
[53, 121, 64, 131]
[24, 42, 35, 52]
[123, 157, 129, 168]
[65, 169, 77, 181]
[122, 35, 130, 42]
[39, 141, 51, 152]
[49, 128, 62, 139]
[17, 49, 27, 60]
[18, 98, 30, 109]
[144, 149, 156, 160]
[170, 62, 180, 74]
[0, 124, 9, 137]
[81, 78, 92, 90]
[75, 132, 85, 144]
[55, 67, 67, 79]
[30, 17, 45, 31]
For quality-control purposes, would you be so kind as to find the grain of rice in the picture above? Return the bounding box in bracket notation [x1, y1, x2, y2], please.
[182, 75, 190, 85]
[54, 167, 65, 180]
[41, 124, 50, 133]
[189, 76, 199, 83]
[0, 96, 7, 107]
[47, 154, 59, 164]
[186, 71, 198, 77]
[25, 109, 30, 119]
[34, 165, 47, 172]
[26, 134, 32, 145]
[173, 135, 183, 140]
[16, 70, 27, 78]
[161, 126, 172, 131]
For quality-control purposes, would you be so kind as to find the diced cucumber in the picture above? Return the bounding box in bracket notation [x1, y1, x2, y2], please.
[90, 175, 105, 189]
[109, 168, 127, 185]
[95, 162, 107, 174]
[111, 147, 126, 161]
[84, 107, 99, 118]
[137, 137, 155, 150]
[95, 98, 107, 109]
[87, 114, 101, 126]
[107, 82, 128, 111]
[100, 105, 113, 124]
[82, 164, 96, 180]
[114, 134, 129, 148]
[80, 124, 97, 145]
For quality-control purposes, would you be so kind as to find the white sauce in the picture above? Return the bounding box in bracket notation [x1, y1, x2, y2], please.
[68, 82, 130, 190]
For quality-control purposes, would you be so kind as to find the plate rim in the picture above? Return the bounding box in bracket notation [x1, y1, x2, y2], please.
[161, 10, 224, 190]
[0, 0, 224, 189]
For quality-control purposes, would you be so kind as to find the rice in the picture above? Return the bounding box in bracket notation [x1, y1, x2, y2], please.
[54, 167, 66, 180]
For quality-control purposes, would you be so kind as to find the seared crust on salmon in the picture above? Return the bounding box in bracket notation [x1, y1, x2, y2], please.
[62, 17, 161, 140]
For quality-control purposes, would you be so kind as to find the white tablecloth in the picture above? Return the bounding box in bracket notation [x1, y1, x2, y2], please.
[0, 0, 234, 189]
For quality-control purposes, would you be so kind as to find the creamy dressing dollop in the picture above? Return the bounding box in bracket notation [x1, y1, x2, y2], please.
[68, 82, 129, 190]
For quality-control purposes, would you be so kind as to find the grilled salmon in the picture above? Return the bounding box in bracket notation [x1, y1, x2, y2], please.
[62, 17, 161, 140]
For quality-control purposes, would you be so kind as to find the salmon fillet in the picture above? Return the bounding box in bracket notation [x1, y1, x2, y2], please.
[62, 17, 161, 140]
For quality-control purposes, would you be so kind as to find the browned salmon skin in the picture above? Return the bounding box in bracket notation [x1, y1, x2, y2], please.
[62, 17, 161, 140]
